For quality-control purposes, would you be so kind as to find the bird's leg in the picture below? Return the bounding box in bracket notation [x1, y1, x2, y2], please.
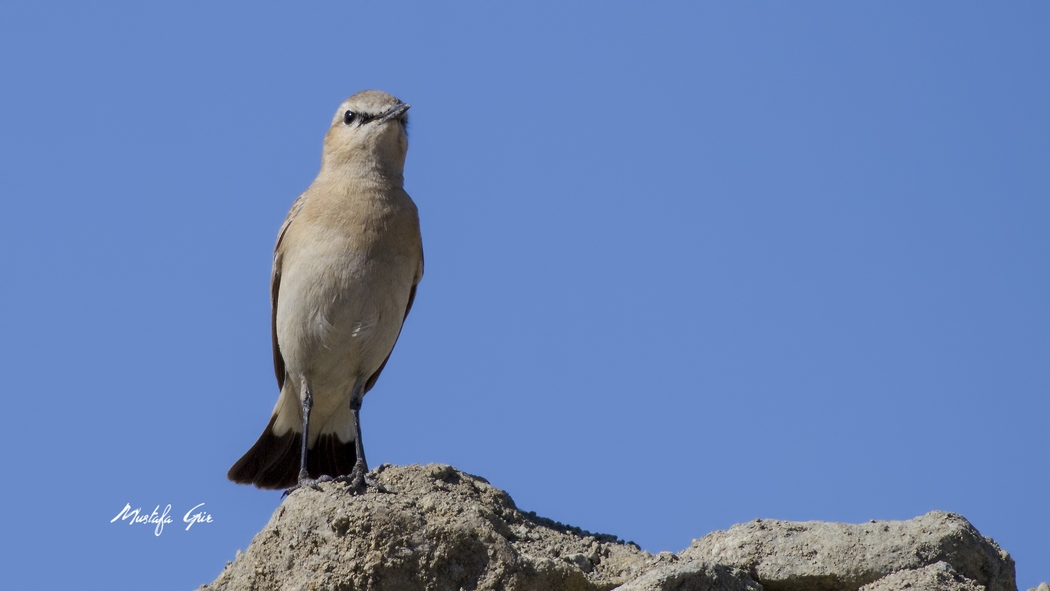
[336, 382, 388, 494]
[283, 375, 330, 496]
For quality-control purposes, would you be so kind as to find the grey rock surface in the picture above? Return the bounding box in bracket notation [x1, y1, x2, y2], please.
[858, 562, 984, 591]
[682, 510, 1016, 591]
[200, 464, 1028, 591]
[201, 464, 660, 591]
[613, 561, 762, 591]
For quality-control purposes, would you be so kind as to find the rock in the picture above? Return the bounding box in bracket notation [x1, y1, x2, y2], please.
[199, 465, 1027, 591]
[1028, 584, 1050, 591]
[200, 464, 659, 591]
[858, 562, 984, 591]
[613, 561, 762, 591]
[682, 511, 1016, 591]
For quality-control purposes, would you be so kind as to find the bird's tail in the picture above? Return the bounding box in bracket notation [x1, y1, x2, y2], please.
[227, 414, 300, 489]
[228, 400, 358, 490]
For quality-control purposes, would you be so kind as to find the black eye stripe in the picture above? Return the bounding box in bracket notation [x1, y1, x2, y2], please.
[343, 108, 405, 126]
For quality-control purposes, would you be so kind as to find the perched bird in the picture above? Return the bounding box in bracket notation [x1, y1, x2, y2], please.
[228, 90, 423, 493]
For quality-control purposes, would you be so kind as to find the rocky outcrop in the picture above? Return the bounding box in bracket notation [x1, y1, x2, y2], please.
[202, 464, 659, 591]
[199, 464, 1023, 591]
[683, 511, 1015, 591]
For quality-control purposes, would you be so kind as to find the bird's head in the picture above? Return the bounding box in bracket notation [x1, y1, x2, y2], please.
[320, 90, 410, 180]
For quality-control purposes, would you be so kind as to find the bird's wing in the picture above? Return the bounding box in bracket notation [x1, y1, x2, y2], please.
[271, 193, 309, 391]
[363, 247, 424, 393]
[408, 247, 424, 315]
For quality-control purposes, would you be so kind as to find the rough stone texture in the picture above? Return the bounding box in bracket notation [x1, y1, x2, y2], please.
[199, 464, 1030, 591]
[200, 464, 660, 591]
[1027, 584, 1050, 591]
[613, 561, 762, 591]
[682, 511, 1016, 591]
[858, 562, 984, 591]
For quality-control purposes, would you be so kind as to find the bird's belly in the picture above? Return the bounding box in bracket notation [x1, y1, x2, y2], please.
[275, 249, 410, 402]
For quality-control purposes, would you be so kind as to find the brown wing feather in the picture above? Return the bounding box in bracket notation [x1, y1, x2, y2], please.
[270, 193, 309, 391]
[364, 249, 424, 393]
[271, 254, 284, 390]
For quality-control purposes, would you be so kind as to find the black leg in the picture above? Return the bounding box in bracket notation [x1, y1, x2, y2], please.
[350, 398, 367, 473]
[297, 378, 312, 482]
[336, 382, 387, 493]
[282, 376, 328, 496]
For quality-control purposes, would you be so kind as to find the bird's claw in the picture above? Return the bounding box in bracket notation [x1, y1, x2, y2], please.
[282, 474, 334, 497]
[334, 467, 389, 495]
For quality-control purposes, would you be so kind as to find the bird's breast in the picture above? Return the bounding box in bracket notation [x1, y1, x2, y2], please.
[274, 217, 417, 384]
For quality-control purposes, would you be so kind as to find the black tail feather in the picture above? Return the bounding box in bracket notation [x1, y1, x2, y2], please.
[228, 415, 357, 490]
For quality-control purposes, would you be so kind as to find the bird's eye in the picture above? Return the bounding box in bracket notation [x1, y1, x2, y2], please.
[343, 111, 356, 125]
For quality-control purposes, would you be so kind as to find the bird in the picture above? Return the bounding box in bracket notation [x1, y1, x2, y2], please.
[227, 90, 423, 493]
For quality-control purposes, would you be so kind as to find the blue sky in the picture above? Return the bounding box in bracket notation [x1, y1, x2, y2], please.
[1, 2, 1046, 589]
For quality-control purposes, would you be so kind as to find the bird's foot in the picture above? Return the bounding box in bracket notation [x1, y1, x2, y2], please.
[282, 474, 334, 497]
[334, 465, 389, 495]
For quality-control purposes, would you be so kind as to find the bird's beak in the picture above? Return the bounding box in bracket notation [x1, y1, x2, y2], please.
[380, 102, 410, 124]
